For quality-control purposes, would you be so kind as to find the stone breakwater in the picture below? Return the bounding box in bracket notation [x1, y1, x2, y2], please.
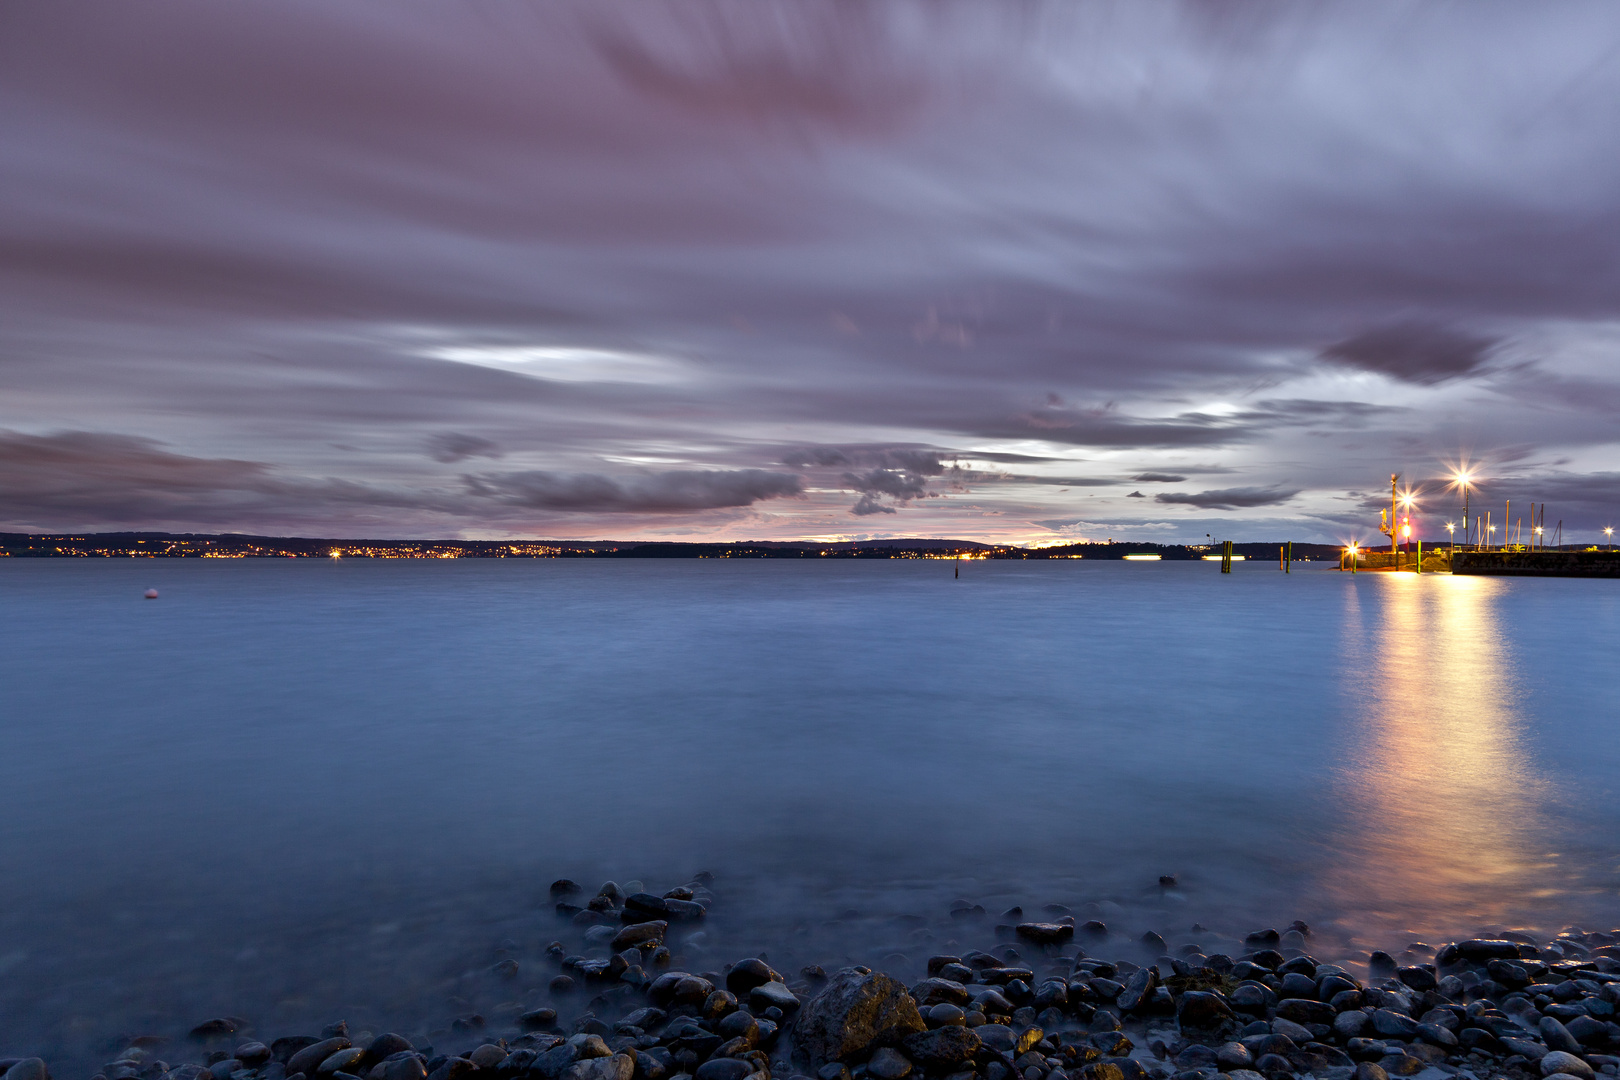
[6, 875, 1620, 1080]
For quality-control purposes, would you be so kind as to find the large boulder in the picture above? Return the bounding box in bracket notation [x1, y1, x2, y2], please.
[796, 968, 926, 1066]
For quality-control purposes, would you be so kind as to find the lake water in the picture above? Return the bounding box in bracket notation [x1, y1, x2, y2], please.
[2, 559, 1618, 1067]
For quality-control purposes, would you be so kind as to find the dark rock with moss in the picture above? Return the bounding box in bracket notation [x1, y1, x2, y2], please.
[797, 969, 927, 1066]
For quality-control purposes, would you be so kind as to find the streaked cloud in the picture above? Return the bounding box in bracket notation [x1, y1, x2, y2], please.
[1155, 486, 1302, 511]
[3, 2, 1619, 541]
[463, 468, 803, 513]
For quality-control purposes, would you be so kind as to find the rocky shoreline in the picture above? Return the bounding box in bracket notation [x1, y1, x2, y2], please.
[6, 875, 1619, 1080]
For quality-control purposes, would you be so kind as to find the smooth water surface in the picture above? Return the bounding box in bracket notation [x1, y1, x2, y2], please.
[2, 559, 1618, 1063]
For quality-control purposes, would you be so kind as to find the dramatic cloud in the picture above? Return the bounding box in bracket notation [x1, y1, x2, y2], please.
[1155, 487, 1301, 511]
[782, 446, 957, 515]
[844, 468, 935, 516]
[0, 430, 450, 528]
[427, 434, 504, 464]
[3, 3, 1620, 541]
[1321, 324, 1497, 385]
[464, 469, 803, 513]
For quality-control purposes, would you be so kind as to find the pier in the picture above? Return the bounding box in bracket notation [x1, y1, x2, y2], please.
[1451, 550, 1620, 577]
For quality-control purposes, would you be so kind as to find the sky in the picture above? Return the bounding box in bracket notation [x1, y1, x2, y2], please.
[4, 2, 1620, 545]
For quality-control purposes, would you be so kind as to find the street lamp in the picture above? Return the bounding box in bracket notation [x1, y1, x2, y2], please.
[1451, 469, 1474, 548]
[1446, 521, 1455, 553]
[1346, 542, 1359, 574]
[1607, 526, 1614, 551]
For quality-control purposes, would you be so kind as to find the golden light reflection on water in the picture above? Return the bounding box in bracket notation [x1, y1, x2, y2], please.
[1328, 573, 1555, 943]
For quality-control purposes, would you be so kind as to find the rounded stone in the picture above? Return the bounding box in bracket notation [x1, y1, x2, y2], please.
[867, 1048, 913, 1080]
[468, 1047, 507, 1070]
[1540, 1053, 1595, 1080]
[716, 1011, 759, 1044]
[726, 958, 779, 996]
[1397, 968, 1438, 993]
[288, 1039, 353, 1078]
[317, 1049, 366, 1075]
[1176, 991, 1237, 1033]
[236, 1044, 272, 1067]
[1253, 1054, 1291, 1076]
[1279, 973, 1318, 1000]
[521, 1009, 558, 1031]
[902, 1027, 981, 1068]
[1216, 1043, 1252, 1070]
[383, 1058, 426, 1080]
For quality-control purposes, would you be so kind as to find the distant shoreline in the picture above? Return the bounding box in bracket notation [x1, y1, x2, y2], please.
[0, 533, 1343, 561]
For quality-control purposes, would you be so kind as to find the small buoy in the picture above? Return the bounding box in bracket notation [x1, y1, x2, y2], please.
[144, 588, 159, 599]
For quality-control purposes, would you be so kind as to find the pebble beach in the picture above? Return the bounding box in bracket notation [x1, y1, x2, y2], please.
[9, 874, 1619, 1080]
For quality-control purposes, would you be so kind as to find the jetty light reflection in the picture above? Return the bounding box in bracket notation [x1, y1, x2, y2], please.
[1325, 574, 1551, 943]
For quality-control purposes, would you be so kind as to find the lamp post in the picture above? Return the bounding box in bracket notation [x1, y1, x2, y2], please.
[1384, 473, 1399, 563]
[1446, 521, 1455, 552]
[1607, 526, 1614, 552]
[1453, 470, 1473, 549]
[1394, 488, 1417, 570]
